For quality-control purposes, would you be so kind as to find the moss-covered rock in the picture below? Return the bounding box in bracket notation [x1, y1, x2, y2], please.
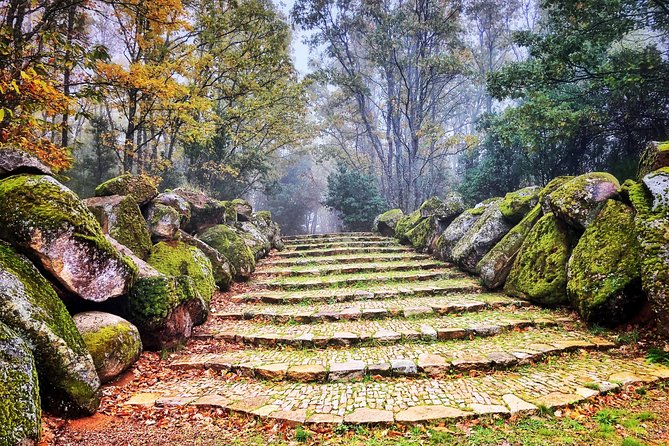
[84, 195, 152, 259]
[394, 210, 424, 243]
[478, 204, 543, 289]
[544, 172, 620, 229]
[231, 198, 253, 222]
[253, 211, 283, 250]
[499, 186, 541, 223]
[0, 146, 53, 178]
[178, 230, 233, 290]
[0, 174, 137, 302]
[0, 321, 41, 445]
[451, 200, 514, 273]
[434, 201, 496, 262]
[626, 180, 669, 336]
[143, 202, 181, 241]
[199, 224, 256, 280]
[152, 192, 191, 225]
[235, 221, 272, 260]
[419, 193, 465, 224]
[373, 209, 404, 237]
[641, 167, 669, 212]
[173, 188, 229, 233]
[73, 312, 142, 383]
[567, 200, 643, 326]
[0, 242, 100, 415]
[638, 141, 669, 180]
[405, 217, 437, 252]
[504, 213, 577, 307]
[538, 176, 574, 213]
[147, 241, 216, 305]
[94, 174, 158, 206]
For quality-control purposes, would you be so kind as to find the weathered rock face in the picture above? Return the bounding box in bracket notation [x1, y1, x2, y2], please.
[567, 200, 643, 326]
[544, 173, 620, 229]
[538, 176, 574, 213]
[405, 218, 437, 252]
[373, 209, 404, 237]
[0, 174, 137, 302]
[638, 141, 669, 180]
[235, 221, 271, 260]
[143, 203, 181, 241]
[0, 242, 100, 415]
[419, 193, 465, 223]
[394, 210, 423, 243]
[451, 200, 514, 273]
[173, 188, 231, 233]
[504, 213, 576, 307]
[434, 202, 493, 262]
[178, 230, 233, 291]
[84, 195, 152, 259]
[641, 167, 669, 212]
[73, 312, 142, 384]
[253, 211, 283, 251]
[199, 224, 256, 280]
[231, 199, 253, 222]
[0, 321, 41, 446]
[95, 174, 158, 206]
[147, 241, 216, 307]
[626, 180, 669, 336]
[498, 186, 541, 223]
[478, 205, 543, 289]
[152, 192, 191, 225]
[0, 146, 53, 178]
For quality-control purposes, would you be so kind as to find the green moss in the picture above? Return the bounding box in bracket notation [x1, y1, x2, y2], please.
[499, 186, 541, 223]
[128, 275, 199, 330]
[107, 196, 152, 259]
[80, 322, 141, 378]
[147, 241, 216, 303]
[567, 200, 642, 325]
[504, 213, 576, 306]
[394, 210, 423, 242]
[374, 209, 404, 236]
[405, 217, 436, 251]
[219, 200, 238, 223]
[199, 224, 256, 280]
[255, 211, 272, 225]
[538, 176, 574, 205]
[95, 174, 158, 204]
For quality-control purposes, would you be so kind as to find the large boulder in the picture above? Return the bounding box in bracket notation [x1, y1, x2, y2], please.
[178, 230, 233, 291]
[434, 200, 496, 262]
[95, 174, 158, 206]
[538, 176, 574, 213]
[143, 203, 181, 241]
[0, 174, 137, 302]
[405, 217, 437, 252]
[450, 200, 514, 273]
[0, 242, 100, 415]
[84, 195, 152, 259]
[199, 225, 256, 280]
[478, 204, 543, 289]
[567, 200, 643, 326]
[253, 211, 283, 250]
[0, 146, 53, 178]
[0, 321, 41, 446]
[626, 180, 669, 336]
[638, 141, 669, 180]
[73, 312, 142, 384]
[504, 213, 577, 307]
[394, 210, 423, 243]
[641, 167, 669, 212]
[373, 209, 404, 237]
[152, 192, 191, 225]
[419, 193, 465, 223]
[235, 221, 271, 260]
[498, 186, 541, 223]
[231, 199, 253, 222]
[173, 188, 234, 233]
[544, 173, 620, 229]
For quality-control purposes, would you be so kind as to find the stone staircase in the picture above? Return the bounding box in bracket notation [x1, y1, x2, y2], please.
[125, 233, 669, 425]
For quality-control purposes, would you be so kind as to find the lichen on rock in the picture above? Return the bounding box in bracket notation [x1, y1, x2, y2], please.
[152, 192, 192, 226]
[373, 209, 404, 237]
[538, 176, 574, 213]
[0, 146, 53, 178]
[199, 224, 256, 280]
[144, 202, 181, 241]
[638, 141, 669, 180]
[94, 174, 158, 206]
[641, 167, 669, 212]
[173, 188, 229, 233]
[434, 200, 498, 262]
[234, 221, 272, 260]
[394, 210, 424, 244]
[567, 200, 643, 326]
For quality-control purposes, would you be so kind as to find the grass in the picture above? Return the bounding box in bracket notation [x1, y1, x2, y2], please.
[646, 347, 669, 365]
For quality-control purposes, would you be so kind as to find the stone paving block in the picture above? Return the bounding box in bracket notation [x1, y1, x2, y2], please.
[155, 395, 196, 407]
[374, 329, 401, 343]
[487, 352, 518, 368]
[306, 413, 344, 425]
[205, 356, 236, 372]
[403, 306, 433, 318]
[502, 394, 537, 414]
[126, 393, 162, 406]
[191, 394, 231, 408]
[362, 308, 388, 319]
[396, 405, 473, 424]
[391, 359, 418, 376]
[255, 363, 289, 381]
[534, 392, 582, 408]
[452, 355, 491, 371]
[470, 404, 510, 415]
[417, 354, 450, 376]
[328, 360, 366, 381]
[287, 364, 327, 382]
[368, 363, 392, 376]
[437, 327, 469, 340]
[344, 408, 394, 424]
[472, 324, 502, 337]
[419, 324, 438, 340]
[269, 409, 308, 425]
[330, 332, 359, 346]
[227, 396, 270, 414]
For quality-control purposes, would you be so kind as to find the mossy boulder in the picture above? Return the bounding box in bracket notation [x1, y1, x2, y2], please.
[394, 210, 424, 243]
[73, 312, 142, 384]
[544, 172, 620, 229]
[504, 213, 577, 307]
[178, 230, 233, 291]
[0, 242, 100, 415]
[641, 167, 669, 212]
[143, 203, 181, 241]
[538, 176, 574, 213]
[253, 211, 283, 250]
[434, 201, 496, 262]
[0, 321, 41, 445]
[147, 241, 216, 306]
[231, 198, 253, 222]
[420, 193, 465, 223]
[478, 204, 543, 289]
[199, 224, 256, 280]
[95, 174, 158, 206]
[499, 186, 541, 223]
[373, 209, 404, 237]
[84, 195, 152, 259]
[638, 141, 669, 180]
[235, 221, 272, 260]
[567, 200, 643, 326]
[152, 192, 191, 225]
[626, 180, 669, 336]
[405, 217, 437, 252]
[173, 188, 230, 233]
[0, 174, 137, 302]
[451, 200, 514, 273]
[0, 146, 53, 178]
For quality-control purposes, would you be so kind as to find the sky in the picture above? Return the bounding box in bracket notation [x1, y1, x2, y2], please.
[276, 0, 315, 76]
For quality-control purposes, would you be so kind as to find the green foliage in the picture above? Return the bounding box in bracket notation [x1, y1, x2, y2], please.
[324, 165, 387, 232]
[646, 348, 669, 365]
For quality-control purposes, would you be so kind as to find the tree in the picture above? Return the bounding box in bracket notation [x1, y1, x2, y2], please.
[324, 165, 387, 232]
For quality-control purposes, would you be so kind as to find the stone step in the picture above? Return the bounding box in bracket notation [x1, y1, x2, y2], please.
[211, 293, 529, 324]
[262, 252, 432, 267]
[285, 240, 399, 251]
[229, 278, 482, 304]
[272, 246, 413, 259]
[255, 259, 446, 278]
[192, 307, 566, 348]
[126, 352, 669, 425]
[282, 232, 376, 241]
[170, 327, 617, 382]
[284, 235, 389, 246]
[253, 269, 464, 290]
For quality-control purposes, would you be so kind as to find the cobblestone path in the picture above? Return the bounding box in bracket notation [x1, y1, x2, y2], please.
[125, 233, 669, 425]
